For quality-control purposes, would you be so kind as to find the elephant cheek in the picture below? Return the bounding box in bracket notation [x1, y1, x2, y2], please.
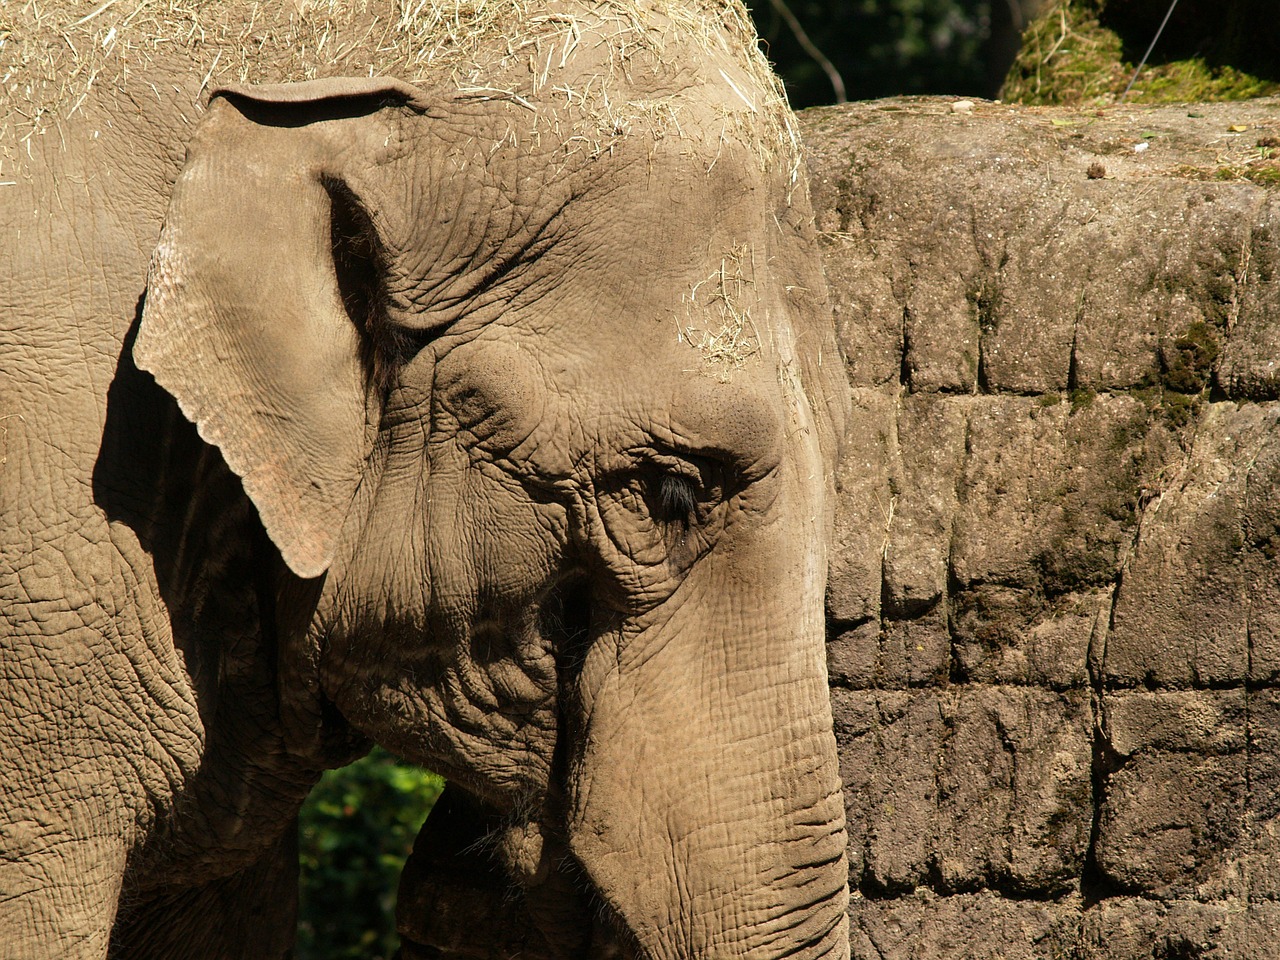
[321, 436, 571, 806]
[319, 604, 562, 807]
[435, 338, 548, 456]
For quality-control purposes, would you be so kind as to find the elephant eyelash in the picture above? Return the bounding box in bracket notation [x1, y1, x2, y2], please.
[655, 473, 698, 528]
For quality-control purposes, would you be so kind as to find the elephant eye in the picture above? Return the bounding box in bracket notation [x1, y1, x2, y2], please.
[593, 454, 730, 581]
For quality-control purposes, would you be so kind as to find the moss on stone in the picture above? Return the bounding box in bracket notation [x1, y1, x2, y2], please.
[1137, 59, 1279, 102]
[1171, 158, 1280, 188]
[1159, 320, 1220, 394]
[1069, 387, 1097, 413]
[1221, 163, 1280, 187]
[1248, 166, 1280, 186]
[1160, 389, 1201, 430]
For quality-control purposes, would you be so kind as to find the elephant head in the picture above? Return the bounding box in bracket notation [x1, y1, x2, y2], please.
[135, 10, 850, 957]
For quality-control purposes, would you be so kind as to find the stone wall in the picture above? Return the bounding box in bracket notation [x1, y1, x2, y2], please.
[802, 97, 1280, 958]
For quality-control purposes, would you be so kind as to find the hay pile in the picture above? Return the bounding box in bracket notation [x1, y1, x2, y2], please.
[1, 0, 797, 182]
[1001, 0, 1280, 105]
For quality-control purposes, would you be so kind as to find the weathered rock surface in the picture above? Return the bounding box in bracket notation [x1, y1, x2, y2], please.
[804, 97, 1280, 958]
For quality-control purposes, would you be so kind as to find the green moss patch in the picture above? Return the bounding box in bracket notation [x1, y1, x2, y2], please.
[1173, 162, 1280, 188]
[1137, 58, 1279, 102]
[1159, 320, 1220, 394]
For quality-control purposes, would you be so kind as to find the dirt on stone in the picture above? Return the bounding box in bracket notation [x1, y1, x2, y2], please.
[803, 95, 1280, 960]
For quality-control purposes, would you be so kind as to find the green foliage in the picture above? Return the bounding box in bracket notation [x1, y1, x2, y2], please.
[296, 749, 444, 960]
[1000, 0, 1128, 104]
[1137, 59, 1279, 102]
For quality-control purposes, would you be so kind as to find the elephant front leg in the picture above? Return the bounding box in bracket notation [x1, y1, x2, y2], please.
[397, 786, 570, 960]
[0, 826, 127, 960]
[107, 828, 299, 960]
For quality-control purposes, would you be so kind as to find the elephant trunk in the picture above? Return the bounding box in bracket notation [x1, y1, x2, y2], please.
[564, 561, 850, 959]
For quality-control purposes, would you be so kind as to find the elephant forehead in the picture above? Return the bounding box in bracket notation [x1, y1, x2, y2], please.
[556, 133, 791, 319]
[530, 347, 788, 476]
[470, 162, 804, 470]
[429, 311, 789, 481]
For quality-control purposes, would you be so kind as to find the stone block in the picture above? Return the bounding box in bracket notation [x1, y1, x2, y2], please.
[1065, 193, 1176, 392]
[826, 612, 950, 689]
[933, 686, 1092, 894]
[1078, 897, 1280, 960]
[849, 890, 1080, 960]
[980, 209, 1080, 394]
[950, 394, 1152, 596]
[827, 620, 881, 689]
[882, 393, 966, 620]
[832, 688, 941, 892]
[1103, 404, 1280, 687]
[828, 388, 896, 625]
[1218, 200, 1280, 400]
[1068, 184, 1254, 395]
[874, 611, 951, 687]
[950, 585, 1103, 689]
[902, 272, 982, 394]
[822, 239, 903, 389]
[1228, 690, 1280, 900]
[1239, 420, 1280, 684]
[1096, 690, 1248, 898]
[832, 686, 1091, 896]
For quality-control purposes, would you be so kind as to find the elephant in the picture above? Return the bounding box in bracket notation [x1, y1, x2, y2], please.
[0, 1, 851, 957]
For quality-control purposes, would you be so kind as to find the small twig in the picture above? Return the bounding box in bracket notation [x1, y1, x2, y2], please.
[717, 67, 757, 113]
[766, 0, 846, 104]
[68, 0, 120, 29]
[1121, 0, 1181, 101]
[879, 494, 897, 560]
[1042, 5, 1072, 66]
[196, 48, 221, 103]
[455, 86, 537, 111]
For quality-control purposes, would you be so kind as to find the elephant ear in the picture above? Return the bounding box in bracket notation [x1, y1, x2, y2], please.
[136, 78, 423, 579]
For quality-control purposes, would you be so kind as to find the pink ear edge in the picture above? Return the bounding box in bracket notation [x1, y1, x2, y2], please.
[133, 312, 342, 583]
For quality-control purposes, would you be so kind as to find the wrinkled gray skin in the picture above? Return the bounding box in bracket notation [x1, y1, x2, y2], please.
[0, 3, 850, 958]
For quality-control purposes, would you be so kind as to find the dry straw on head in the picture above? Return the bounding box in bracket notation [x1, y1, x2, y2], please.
[2, 0, 799, 182]
[678, 243, 762, 376]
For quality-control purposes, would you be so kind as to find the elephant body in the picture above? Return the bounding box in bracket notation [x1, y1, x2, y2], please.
[0, 3, 850, 957]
